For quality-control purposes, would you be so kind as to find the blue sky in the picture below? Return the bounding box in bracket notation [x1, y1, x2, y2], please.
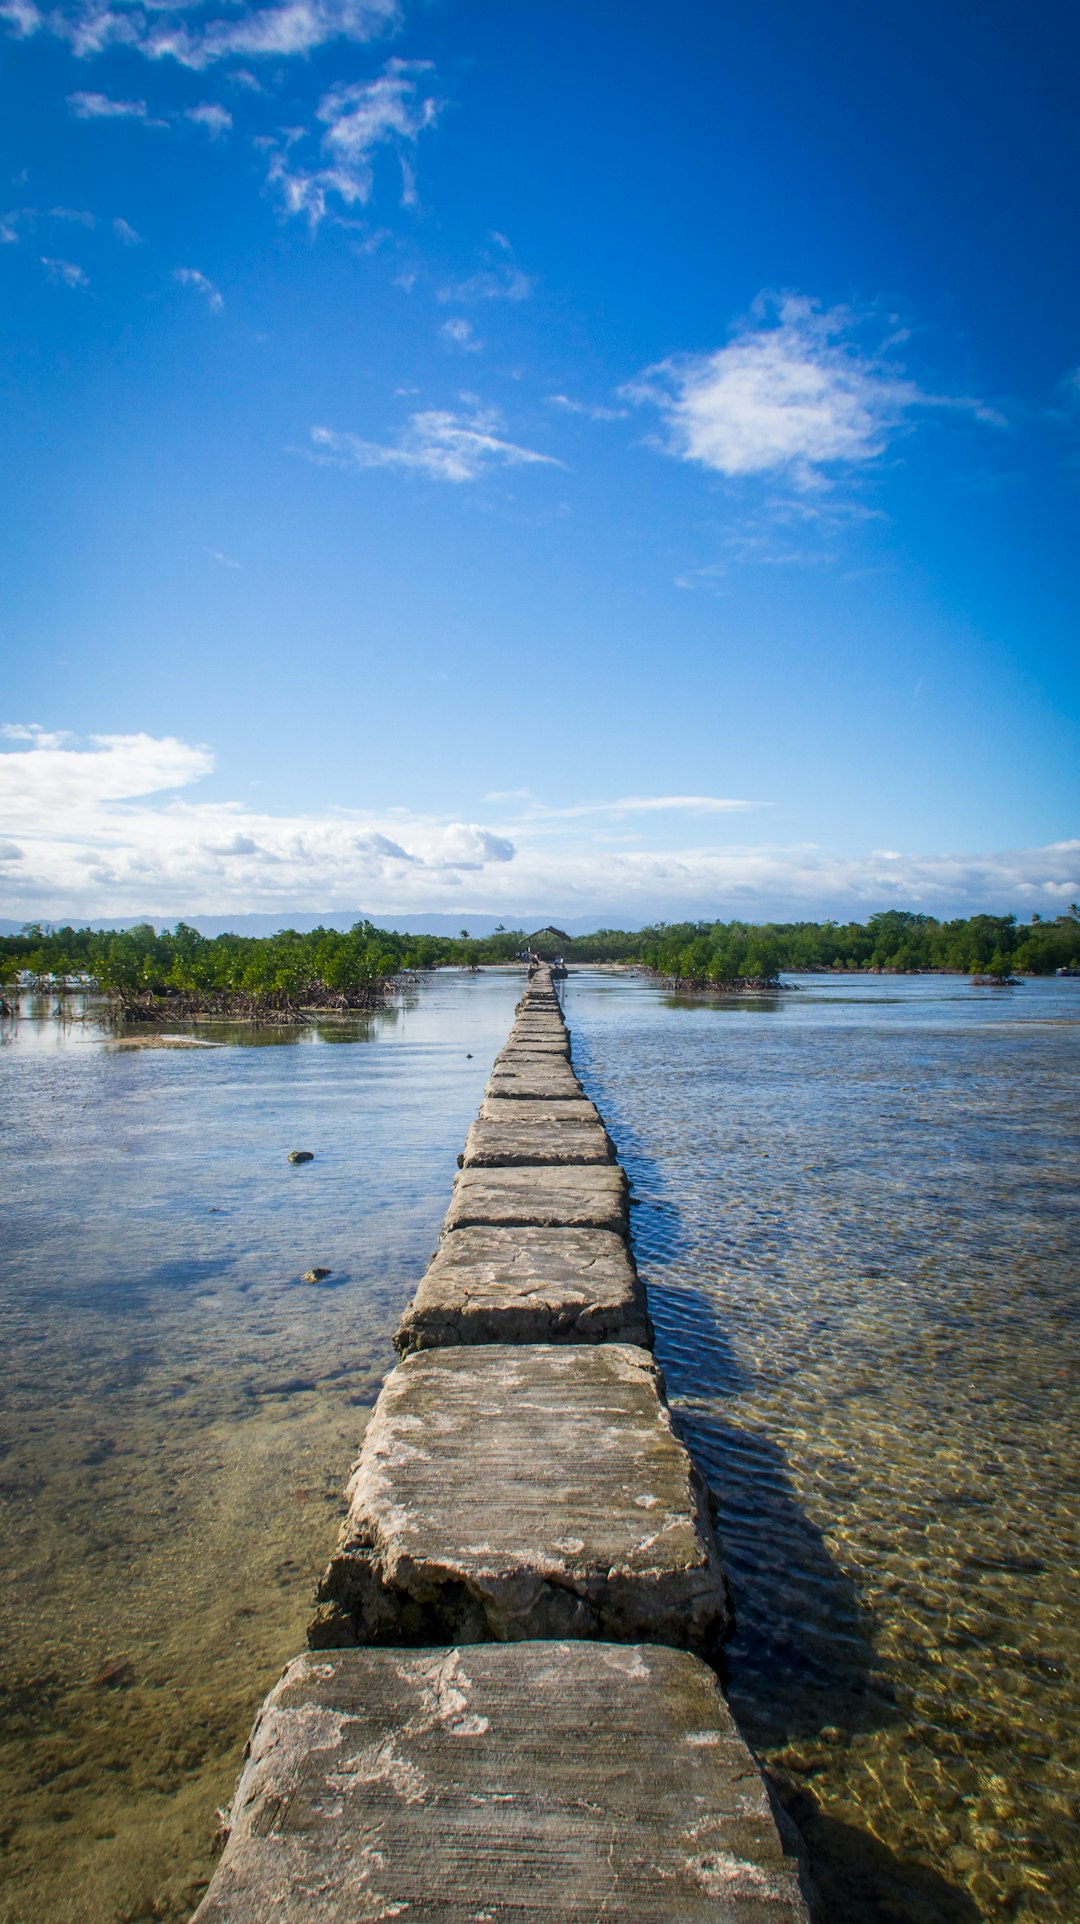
[1, 0, 1077, 925]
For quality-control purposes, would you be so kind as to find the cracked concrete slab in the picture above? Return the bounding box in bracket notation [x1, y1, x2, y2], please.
[461, 1117, 614, 1167]
[309, 1344, 730, 1655]
[193, 1642, 811, 1924]
[442, 1163, 628, 1234]
[394, 1225, 649, 1352]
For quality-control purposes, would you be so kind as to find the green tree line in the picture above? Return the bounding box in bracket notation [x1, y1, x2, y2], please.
[2, 906, 1078, 1007]
[0, 920, 445, 1010]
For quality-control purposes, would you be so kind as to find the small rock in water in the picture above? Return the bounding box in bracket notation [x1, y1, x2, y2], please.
[302, 1267, 332, 1284]
[288, 1150, 315, 1164]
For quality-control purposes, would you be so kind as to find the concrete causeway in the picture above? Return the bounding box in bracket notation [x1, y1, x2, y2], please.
[194, 964, 815, 1922]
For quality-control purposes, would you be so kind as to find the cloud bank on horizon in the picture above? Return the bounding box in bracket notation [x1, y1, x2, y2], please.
[0, 1, 1076, 922]
[1, 727, 1076, 923]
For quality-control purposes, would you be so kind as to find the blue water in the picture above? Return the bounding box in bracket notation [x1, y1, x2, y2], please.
[1, 968, 1077, 1923]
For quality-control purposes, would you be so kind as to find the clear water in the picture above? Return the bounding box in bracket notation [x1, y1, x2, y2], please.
[1, 969, 1078, 1923]
[0, 974, 519, 1924]
[565, 970, 1080, 1924]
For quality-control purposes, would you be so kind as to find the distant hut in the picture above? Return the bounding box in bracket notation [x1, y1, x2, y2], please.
[526, 926, 570, 961]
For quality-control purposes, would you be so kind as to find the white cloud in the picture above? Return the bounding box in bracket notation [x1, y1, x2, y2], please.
[174, 265, 223, 311]
[1, 726, 1075, 922]
[0, 0, 42, 34]
[41, 255, 89, 287]
[0, 727, 214, 819]
[306, 406, 560, 484]
[546, 393, 628, 422]
[440, 317, 481, 352]
[623, 294, 998, 489]
[267, 58, 440, 223]
[68, 90, 147, 118]
[7, 0, 402, 68]
[203, 832, 260, 855]
[185, 102, 232, 136]
[0, 727, 520, 914]
[113, 217, 142, 244]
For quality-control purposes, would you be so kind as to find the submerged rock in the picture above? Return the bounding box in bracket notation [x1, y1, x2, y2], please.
[287, 1150, 315, 1164]
[301, 1267, 332, 1284]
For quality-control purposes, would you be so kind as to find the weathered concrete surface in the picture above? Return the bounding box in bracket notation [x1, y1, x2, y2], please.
[461, 1116, 614, 1167]
[194, 1642, 812, 1924]
[484, 1062, 585, 1100]
[496, 1039, 572, 1060]
[309, 1344, 730, 1654]
[443, 1163, 628, 1234]
[478, 1093, 603, 1126]
[394, 1224, 649, 1352]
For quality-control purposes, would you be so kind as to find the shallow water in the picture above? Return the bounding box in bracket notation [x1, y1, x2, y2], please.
[1, 969, 1078, 1923]
[565, 971, 1080, 1924]
[0, 974, 518, 1923]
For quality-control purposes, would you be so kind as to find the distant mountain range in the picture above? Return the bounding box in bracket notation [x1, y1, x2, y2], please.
[0, 911, 619, 939]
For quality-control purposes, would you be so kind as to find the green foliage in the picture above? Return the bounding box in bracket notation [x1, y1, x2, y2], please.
[2, 906, 1078, 1005]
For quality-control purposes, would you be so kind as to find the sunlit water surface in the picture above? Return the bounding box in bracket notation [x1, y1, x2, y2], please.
[1, 969, 1077, 1923]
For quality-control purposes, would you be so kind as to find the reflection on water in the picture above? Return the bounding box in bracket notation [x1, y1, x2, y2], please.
[0, 974, 519, 1923]
[2, 969, 1078, 1923]
[566, 971, 1080, 1924]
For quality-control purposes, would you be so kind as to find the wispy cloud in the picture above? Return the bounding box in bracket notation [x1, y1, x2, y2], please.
[41, 255, 89, 287]
[112, 216, 142, 244]
[173, 265, 223, 311]
[623, 294, 1001, 489]
[7, 0, 402, 68]
[438, 264, 532, 305]
[306, 406, 560, 484]
[185, 102, 232, 136]
[437, 234, 532, 305]
[439, 317, 481, 352]
[524, 794, 761, 821]
[546, 393, 628, 422]
[267, 58, 440, 224]
[68, 90, 147, 118]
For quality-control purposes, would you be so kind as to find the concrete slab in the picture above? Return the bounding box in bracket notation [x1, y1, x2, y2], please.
[484, 1063, 584, 1100]
[443, 1163, 628, 1234]
[394, 1224, 648, 1352]
[309, 1344, 730, 1654]
[478, 1094, 603, 1126]
[461, 1118, 614, 1168]
[194, 1641, 811, 1924]
[505, 1043, 570, 1060]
